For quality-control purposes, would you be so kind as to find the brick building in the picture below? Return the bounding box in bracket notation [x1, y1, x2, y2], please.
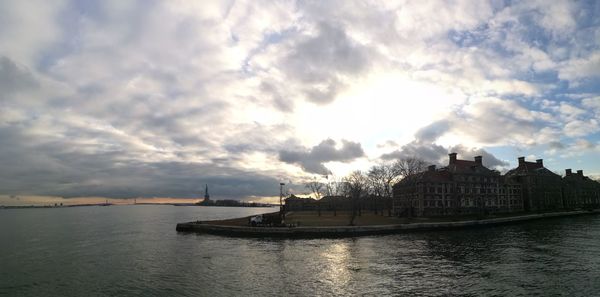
[393, 152, 600, 217]
[562, 169, 600, 209]
[505, 157, 564, 211]
[392, 153, 523, 217]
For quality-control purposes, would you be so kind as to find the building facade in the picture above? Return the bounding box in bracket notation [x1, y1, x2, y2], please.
[392, 153, 523, 217]
[505, 158, 564, 211]
[563, 169, 600, 209]
[393, 153, 600, 217]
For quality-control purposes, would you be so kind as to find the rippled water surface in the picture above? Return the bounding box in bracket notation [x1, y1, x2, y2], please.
[1, 205, 600, 296]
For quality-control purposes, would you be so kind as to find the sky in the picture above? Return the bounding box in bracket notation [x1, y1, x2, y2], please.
[1, 0, 599, 205]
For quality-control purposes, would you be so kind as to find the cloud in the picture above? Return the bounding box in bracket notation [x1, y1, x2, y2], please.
[564, 119, 600, 137]
[0, 1, 599, 200]
[559, 52, 600, 82]
[0, 0, 67, 66]
[251, 20, 373, 108]
[279, 139, 365, 175]
[572, 139, 596, 151]
[260, 81, 294, 112]
[0, 57, 39, 98]
[582, 97, 600, 114]
[381, 141, 508, 170]
[284, 22, 369, 83]
[0, 124, 285, 198]
[414, 120, 451, 143]
[411, 97, 560, 147]
[557, 102, 586, 121]
[448, 145, 509, 168]
[546, 138, 599, 157]
[381, 141, 447, 164]
[548, 141, 566, 150]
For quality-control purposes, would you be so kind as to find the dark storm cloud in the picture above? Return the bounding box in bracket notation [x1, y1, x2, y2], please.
[279, 139, 365, 175]
[50, 161, 283, 199]
[0, 125, 281, 199]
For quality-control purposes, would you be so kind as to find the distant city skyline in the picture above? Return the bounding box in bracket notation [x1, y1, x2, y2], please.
[1, 1, 599, 204]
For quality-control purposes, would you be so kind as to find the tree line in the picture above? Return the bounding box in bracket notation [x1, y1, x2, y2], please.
[304, 157, 426, 224]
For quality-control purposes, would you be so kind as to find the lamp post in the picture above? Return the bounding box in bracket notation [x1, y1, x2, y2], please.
[280, 182, 285, 220]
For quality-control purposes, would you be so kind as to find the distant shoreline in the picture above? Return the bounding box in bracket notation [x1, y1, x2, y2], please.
[0, 203, 276, 209]
[0, 203, 113, 209]
[176, 209, 600, 238]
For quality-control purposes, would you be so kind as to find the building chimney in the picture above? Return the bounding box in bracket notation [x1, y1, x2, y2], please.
[577, 170, 583, 177]
[428, 165, 436, 172]
[474, 156, 482, 165]
[449, 153, 457, 164]
[518, 157, 525, 166]
[566, 169, 572, 176]
[536, 159, 543, 166]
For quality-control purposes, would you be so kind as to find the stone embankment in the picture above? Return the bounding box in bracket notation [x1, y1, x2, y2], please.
[176, 209, 600, 238]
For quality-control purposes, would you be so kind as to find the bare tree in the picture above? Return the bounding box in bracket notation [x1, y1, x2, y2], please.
[324, 175, 345, 216]
[344, 170, 368, 225]
[368, 160, 408, 216]
[305, 177, 324, 216]
[392, 157, 427, 217]
[305, 177, 324, 199]
[394, 157, 427, 178]
[367, 166, 386, 197]
[367, 165, 386, 215]
[326, 175, 347, 197]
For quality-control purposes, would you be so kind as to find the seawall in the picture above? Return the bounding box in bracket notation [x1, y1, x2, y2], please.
[175, 209, 600, 238]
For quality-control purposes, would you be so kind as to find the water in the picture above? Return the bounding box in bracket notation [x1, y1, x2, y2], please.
[1, 205, 600, 296]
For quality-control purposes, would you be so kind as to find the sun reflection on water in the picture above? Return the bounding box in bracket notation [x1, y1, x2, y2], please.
[318, 241, 353, 291]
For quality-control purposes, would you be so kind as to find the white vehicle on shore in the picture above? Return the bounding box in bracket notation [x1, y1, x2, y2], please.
[249, 215, 263, 226]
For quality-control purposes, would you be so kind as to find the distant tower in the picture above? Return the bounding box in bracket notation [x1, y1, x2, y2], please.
[204, 184, 210, 201]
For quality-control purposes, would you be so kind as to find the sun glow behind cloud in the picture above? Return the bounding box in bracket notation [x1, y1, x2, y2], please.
[294, 72, 466, 149]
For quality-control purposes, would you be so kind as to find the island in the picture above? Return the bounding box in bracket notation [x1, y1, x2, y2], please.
[177, 153, 600, 238]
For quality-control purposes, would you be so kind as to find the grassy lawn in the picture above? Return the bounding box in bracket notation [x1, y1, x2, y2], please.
[282, 211, 520, 226]
[202, 215, 258, 226]
[284, 211, 407, 226]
